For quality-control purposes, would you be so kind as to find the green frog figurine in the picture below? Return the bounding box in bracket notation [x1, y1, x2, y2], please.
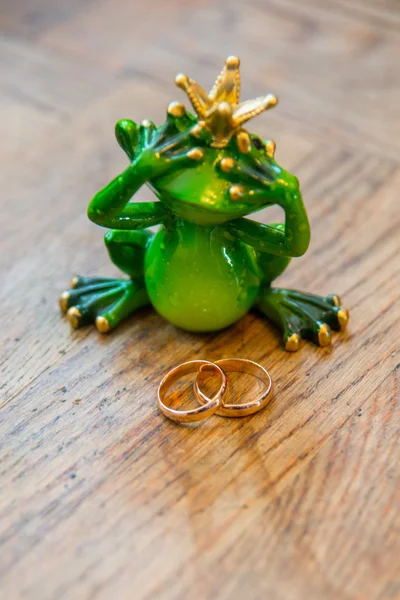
[60, 57, 349, 351]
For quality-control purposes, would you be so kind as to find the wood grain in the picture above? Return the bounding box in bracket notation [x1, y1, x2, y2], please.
[0, 0, 399, 598]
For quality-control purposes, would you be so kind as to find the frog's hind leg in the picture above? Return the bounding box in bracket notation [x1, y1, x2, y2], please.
[59, 230, 152, 332]
[60, 277, 149, 332]
[256, 285, 350, 351]
[253, 226, 349, 350]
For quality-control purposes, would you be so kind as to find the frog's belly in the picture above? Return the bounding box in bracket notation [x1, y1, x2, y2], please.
[144, 227, 260, 332]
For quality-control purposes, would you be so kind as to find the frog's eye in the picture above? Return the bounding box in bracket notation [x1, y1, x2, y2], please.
[252, 137, 264, 151]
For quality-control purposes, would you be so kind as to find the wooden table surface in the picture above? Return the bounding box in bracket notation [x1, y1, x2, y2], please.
[1, 1, 399, 598]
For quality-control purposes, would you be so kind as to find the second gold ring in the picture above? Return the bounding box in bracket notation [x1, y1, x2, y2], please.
[193, 358, 273, 417]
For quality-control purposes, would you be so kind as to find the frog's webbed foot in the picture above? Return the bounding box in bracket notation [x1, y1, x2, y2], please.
[256, 287, 350, 351]
[59, 276, 149, 333]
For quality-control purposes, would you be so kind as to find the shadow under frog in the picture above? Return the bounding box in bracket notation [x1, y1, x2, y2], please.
[60, 57, 349, 351]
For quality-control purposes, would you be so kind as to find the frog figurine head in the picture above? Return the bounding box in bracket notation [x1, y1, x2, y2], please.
[119, 56, 301, 226]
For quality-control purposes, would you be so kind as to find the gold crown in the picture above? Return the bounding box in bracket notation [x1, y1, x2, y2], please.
[175, 56, 277, 148]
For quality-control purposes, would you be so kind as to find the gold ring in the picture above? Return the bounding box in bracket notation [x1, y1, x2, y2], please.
[158, 360, 227, 424]
[194, 358, 273, 418]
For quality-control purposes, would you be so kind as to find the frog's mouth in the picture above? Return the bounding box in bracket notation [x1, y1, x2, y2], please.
[157, 196, 240, 225]
[152, 187, 272, 226]
[148, 164, 274, 225]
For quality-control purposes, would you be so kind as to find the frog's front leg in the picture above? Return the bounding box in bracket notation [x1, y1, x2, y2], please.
[227, 197, 349, 351]
[60, 111, 205, 332]
[60, 154, 165, 333]
[60, 229, 153, 332]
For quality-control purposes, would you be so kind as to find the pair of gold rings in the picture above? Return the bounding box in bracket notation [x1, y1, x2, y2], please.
[158, 358, 273, 424]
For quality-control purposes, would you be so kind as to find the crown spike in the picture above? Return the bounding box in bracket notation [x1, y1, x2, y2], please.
[209, 56, 240, 105]
[232, 95, 278, 127]
[175, 74, 210, 119]
[226, 56, 240, 102]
